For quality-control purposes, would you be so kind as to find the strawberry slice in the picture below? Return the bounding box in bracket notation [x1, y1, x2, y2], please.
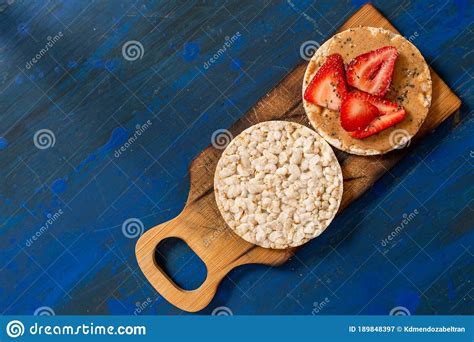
[350, 110, 406, 139]
[304, 54, 348, 111]
[347, 91, 406, 139]
[340, 92, 380, 131]
[350, 90, 406, 117]
[346, 46, 398, 97]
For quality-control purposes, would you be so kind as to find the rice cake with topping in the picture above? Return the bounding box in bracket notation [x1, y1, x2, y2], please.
[303, 26, 432, 155]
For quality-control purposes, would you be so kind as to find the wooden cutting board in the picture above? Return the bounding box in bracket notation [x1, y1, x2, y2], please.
[135, 3, 461, 312]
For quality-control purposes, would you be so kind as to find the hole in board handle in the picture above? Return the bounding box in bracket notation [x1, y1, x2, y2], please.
[154, 237, 207, 290]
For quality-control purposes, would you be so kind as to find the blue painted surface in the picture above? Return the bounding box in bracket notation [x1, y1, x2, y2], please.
[0, 0, 472, 315]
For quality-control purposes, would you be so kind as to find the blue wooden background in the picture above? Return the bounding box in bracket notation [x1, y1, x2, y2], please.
[0, 0, 473, 315]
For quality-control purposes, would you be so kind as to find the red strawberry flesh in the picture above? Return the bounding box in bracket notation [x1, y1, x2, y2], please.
[304, 54, 348, 111]
[347, 91, 407, 139]
[349, 90, 406, 117]
[350, 110, 406, 139]
[340, 92, 380, 131]
[346, 46, 398, 97]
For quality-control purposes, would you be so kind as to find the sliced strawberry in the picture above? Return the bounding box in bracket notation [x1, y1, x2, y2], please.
[340, 92, 380, 131]
[350, 110, 406, 139]
[346, 46, 398, 97]
[350, 90, 406, 117]
[304, 54, 348, 111]
[347, 91, 406, 139]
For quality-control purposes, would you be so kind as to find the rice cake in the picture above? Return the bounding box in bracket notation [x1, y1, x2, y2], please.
[214, 121, 343, 249]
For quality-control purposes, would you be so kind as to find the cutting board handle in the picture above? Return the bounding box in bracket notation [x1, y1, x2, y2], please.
[136, 190, 293, 312]
[135, 207, 234, 312]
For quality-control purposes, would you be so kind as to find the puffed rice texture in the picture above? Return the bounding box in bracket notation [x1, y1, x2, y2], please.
[214, 121, 343, 249]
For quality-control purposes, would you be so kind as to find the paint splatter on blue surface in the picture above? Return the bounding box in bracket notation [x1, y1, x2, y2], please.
[230, 58, 243, 71]
[104, 60, 116, 71]
[200, 112, 209, 122]
[51, 178, 67, 194]
[92, 60, 104, 69]
[0, 137, 8, 150]
[68, 61, 78, 68]
[17, 23, 29, 36]
[75, 153, 97, 172]
[182, 42, 200, 61]
[98, 127, 128, 156]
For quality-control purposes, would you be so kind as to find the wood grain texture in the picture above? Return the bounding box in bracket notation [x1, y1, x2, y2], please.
[135, 3, 461, 312]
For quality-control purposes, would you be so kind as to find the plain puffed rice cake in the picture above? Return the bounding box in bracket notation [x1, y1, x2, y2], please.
[214, 121, 343, 249]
